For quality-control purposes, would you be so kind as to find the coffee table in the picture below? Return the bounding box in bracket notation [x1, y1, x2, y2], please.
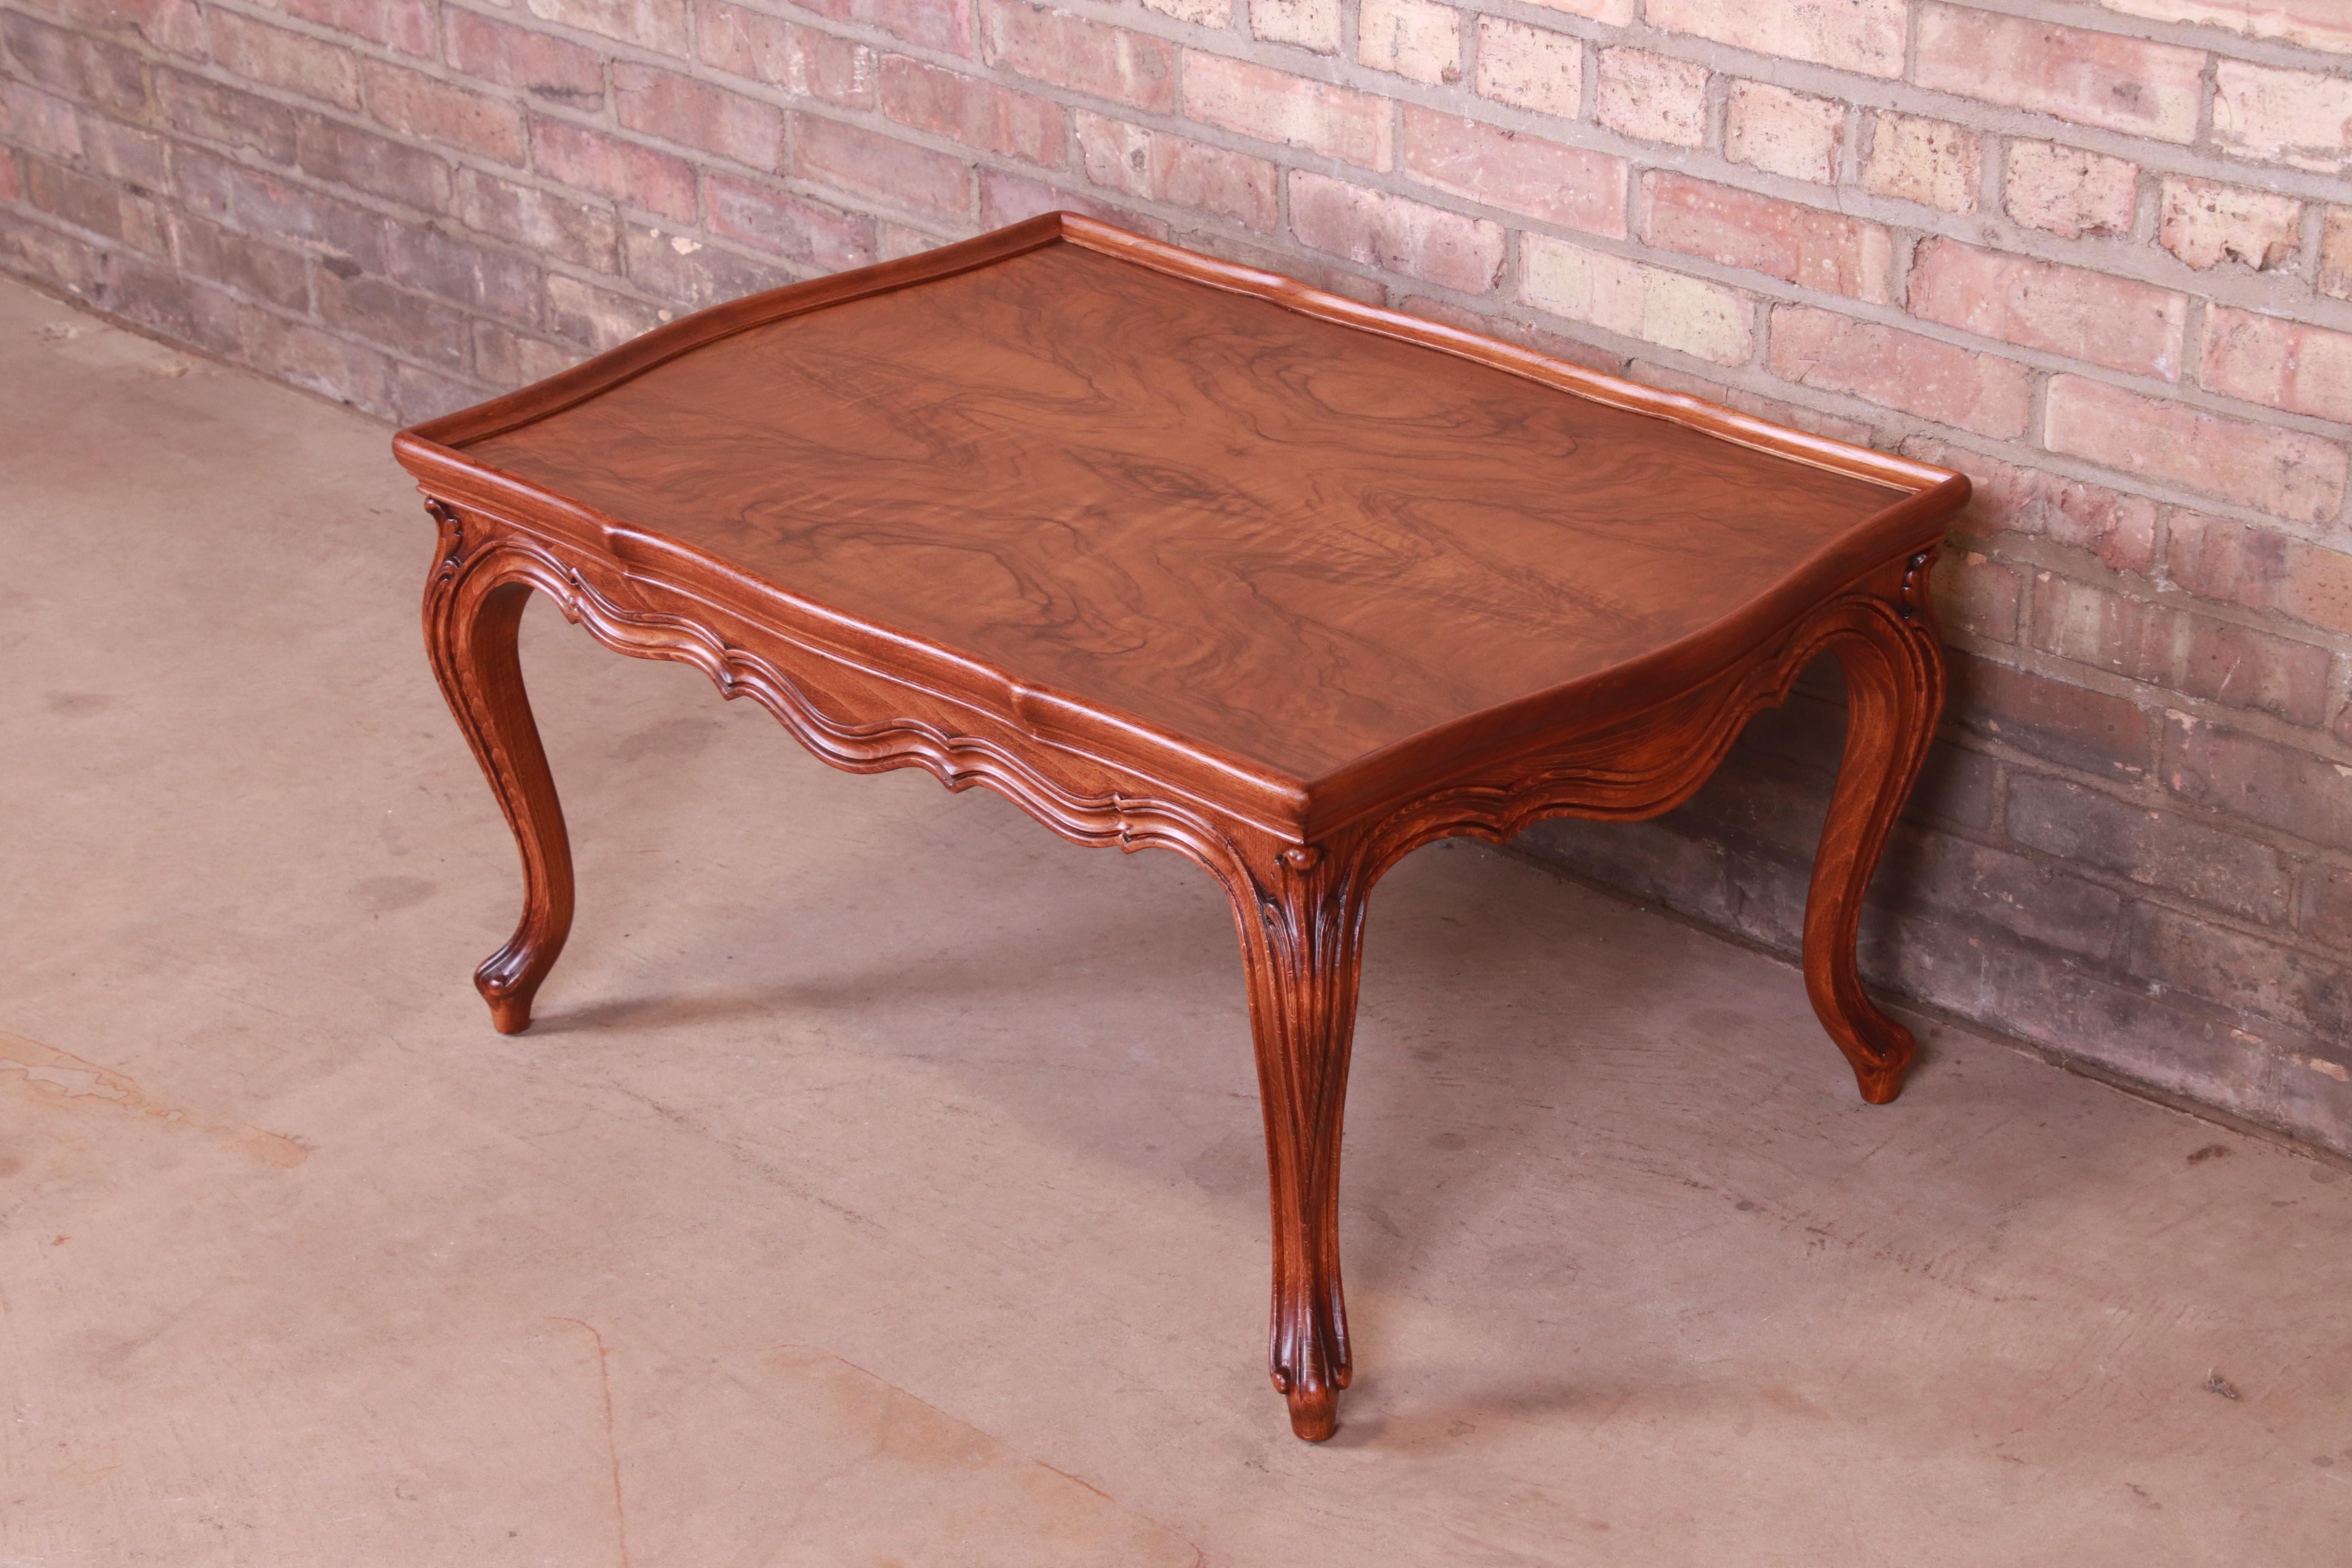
[395, 212, 1967, 1441]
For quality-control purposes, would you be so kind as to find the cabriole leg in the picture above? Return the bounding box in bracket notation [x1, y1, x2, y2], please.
[1802, 559, 1946, 1104]
[422, 504, 575, 1034]
[1224, 844, 1370, 1441]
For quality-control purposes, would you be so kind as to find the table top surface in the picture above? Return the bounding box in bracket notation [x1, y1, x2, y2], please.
[443, 222, 1951, 782]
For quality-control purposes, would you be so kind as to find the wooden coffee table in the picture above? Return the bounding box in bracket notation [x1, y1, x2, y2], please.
[395, 213, 1967, 1441]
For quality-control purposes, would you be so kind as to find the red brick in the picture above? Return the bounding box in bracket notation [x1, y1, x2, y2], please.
[791, 29, 876, 108]
[2091, 0, 2349, 57]
[1288, 170, 1503, 294]
[1769, 306, 2031, 439]
[206, 12, 360, 109]
[23, 155, 134, 241]
[1407, 292, 1628, 377]
[697, 0, 791, 80]
[1723, 81, 1844, 185]
[531, 118, 697, 222]
[1250, 0, 1339, 53]
[0, 150, 20, 206]
[317, 269, 469, 369]
[153, 69, 298, 163]
[1, 81, 82, 161]
[98, 253, 242, 354]
[880, 57, 1064, 168]
[284, 0, 434, 57]
[2201, 308, 2352, 425]
[614, 65, 786, 172]
[1184, 228, 1380, 303]
[1399, 107, 1624, 239]
[1358, 0, 1459, 86]
[2004, 142, 2138, 240]
[792, 112, 969, 215]
[801, 0, 975, 57]
[705, 174, 877, 270]
[2303, 865, 2352, 947]
[2120, 905, 2349, 1036]
[1521, 0, 1632, 19]
[172, 149, 394, 271]
[388, 224, 540, 322]
[1862, 113, 1979, 213]
[84, 121, 167, 191]
[241, 306, 397, 413]
[46, 0, 207, 59]
[446, 11, 606, 109]
[1902, 437, 2158, 575]
[1907, 240, 2186, 379]
[1523, 236, 1755, 365]
[979, 1, 1174, 112]
[879, 221, 941, 261]
[2031, 573, 2331, 725]
[1636, 361, 1878, 447]
[22, 162, 133, 245]
[2167, 713, 2352, 849]
[473, 318, 578, 390]
[1932, 547, 2025, 643]
[1075, 111, 1278, 233]
[622, 226, 795, 305]
[1950, 654, 2153, 778]
[1878, 824, 2124, 961]
[2165, 512, 2352, 638]
[2007, 772, 2289, 924]
[294, 115, 450, 211]
[1182, 53, 1392, 171]
[363, 61, 525, 165]
[121, 191, 173, 256]
[2323, 208, 2352, 301]
[167, 211, 309, 310]
[1646, 0, 1902, 77]
[2045, 376, 2347, 525]
[1907, 741, 2003, 833]
[1473, 16, 1580, 120]
[1915, 3, 2204, 143]
[1597, 48, 1706, 147]
[2160, 177, 2301, 271]
[1141, 0, 1229, 22]
[698, 7, 873, 107]
[1639, 174, 1891, 304]
[393, 360, 486, 426]
[0, 205, 107, 295]
[977, 167, 1164, 234]
[523, 0, 690, 57]
[454, 167, 620, 272]
[545, 272, 668, 351]
[0, 15, 149, 116]
[2215, 58, 2352, 172]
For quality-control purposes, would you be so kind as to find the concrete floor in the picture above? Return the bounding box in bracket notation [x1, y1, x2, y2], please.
[3, 271, 2350, 1566]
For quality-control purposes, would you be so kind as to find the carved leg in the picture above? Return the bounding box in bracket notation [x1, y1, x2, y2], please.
[1802, 563, 1946, 1104]
[423, 506, 574, 1034]
[1224, 844, 1369, 1441]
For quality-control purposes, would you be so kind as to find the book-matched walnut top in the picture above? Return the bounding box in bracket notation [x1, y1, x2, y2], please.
[435, 220, 1959, 782]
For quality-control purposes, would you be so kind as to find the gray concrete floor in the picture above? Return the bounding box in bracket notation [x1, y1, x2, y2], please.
[3, 271, 2350, 1566]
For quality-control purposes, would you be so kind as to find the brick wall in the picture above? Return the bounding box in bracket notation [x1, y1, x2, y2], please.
[4, 0, 2349, 1151]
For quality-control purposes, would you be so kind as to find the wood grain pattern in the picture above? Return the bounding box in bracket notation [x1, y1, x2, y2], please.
[460, 241, 1907, 782]
[397, 212, 1967, 1443]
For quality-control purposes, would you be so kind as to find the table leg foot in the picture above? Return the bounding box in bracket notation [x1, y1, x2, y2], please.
[1272, 1283, 1348, 1440]
[423, 504, 576, 1036]
[1227, 843, 1368, 1442]
[1802, 563, 1945, 1104]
